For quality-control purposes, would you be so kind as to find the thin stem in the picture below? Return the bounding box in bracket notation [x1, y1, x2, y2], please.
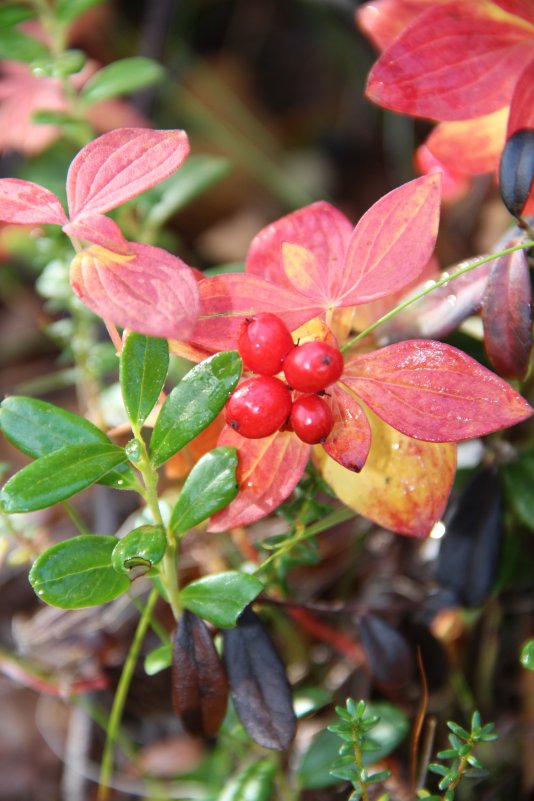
[63, 501, 89, 535]
[105, 320, 123, 353]
[97, 587, 158, 801]
[353, 734, 369, 801]
[341, 240, 534, 353]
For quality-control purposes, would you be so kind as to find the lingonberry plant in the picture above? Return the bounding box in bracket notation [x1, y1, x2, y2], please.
[1, 1, 534, 799]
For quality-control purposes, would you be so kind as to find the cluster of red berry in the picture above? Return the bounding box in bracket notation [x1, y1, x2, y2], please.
[225, 313, 344, 444]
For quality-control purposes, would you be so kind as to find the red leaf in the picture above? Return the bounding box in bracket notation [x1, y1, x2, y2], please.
[63, 214, 131, 254]
[508, 55, 534, 135]
[415, 145, 471, 201]
[189, 274, 321, 352]
[0, 178, 67, 225]
[321, 384, 371, 472]
[482, 246, 532, 380]
[366, 4, 534, 120]
[246, 200, 352, 293]
[69, 242, 199, 338]
[66, 128, 190, 218]
[208, 428, 310, 531]
[426, 109, 508, 175]
[338, 175, 441, 305]
[356, 0, 433, 51]
[342, 340, 533, 441]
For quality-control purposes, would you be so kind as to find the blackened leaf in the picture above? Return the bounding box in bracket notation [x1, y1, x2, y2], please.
[222, 606, 296, 750]
[482, 245, 532, 380]
[359, 615, 413, 694]
[172, 610, 228, 737]
[435, 468, 502, 606]
[500, 128, 534, 218]
[217, 758, 276, 801]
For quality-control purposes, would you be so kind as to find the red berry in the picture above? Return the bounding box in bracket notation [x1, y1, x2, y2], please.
[238, 313, 294, 375]
[290, 395, 334, 444]
[225, 376, 292, 438]
[283, 340, 343, 393]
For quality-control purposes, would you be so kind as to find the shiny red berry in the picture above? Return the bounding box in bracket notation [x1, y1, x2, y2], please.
[290, 395, 334, 444]
[283, 340, 343, 393]
[225, 376, 292, 438]
[237, 313, 294, 375]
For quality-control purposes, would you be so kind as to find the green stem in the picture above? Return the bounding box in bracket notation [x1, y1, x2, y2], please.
[63, 501, 89, 535]
[353, 734, 369, 801]
[97, 587, 158, 801]
[341, 240, 534, 353]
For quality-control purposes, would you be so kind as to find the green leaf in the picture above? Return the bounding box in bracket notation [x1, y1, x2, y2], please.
[0, 5, 36, 27]
[520, 639, 534, 671]
[120, 333, 169, 427]
[54, 0, 106, 23]
[217, 758, 276, 801]
[145, 155, 231, 228]
[180, 571, 263, 628]
[81, 57, 165, 104]
[29, 535, 130, 608]
[112, 524, 167, 579]
[0, 28, 49, 62]
[144, 642, 172, 676]
[150, 352, 241, 467]
[170, 447, 238, 535]
[0, 443, 127, 513]
[0, 396, 136, 490]
[503, 453, 534, 531]
[447, 721, 470, 740]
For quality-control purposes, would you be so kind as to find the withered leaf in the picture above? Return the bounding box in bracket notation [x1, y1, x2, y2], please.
[172, 610, 228, 737]
[359, 614, 413, 695]
[222, 606, 296, 750]
[435, 468, 502, 607]
[499, 128, 534, 218]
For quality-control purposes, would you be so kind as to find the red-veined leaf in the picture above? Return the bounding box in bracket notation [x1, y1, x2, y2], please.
[426, 109, 508, 175]
[208, 428, 310, 531]
[321, 384, 371, 472]
[508, 56, 534, 134]
[70, 242, 199, 338]
[342, 340, 533, 441]
[246, 200, 352, 293]
[63, 214, 131, 254]
[482, 246, 532, 380]
[317, 409, 456, 538]
[356, 0, 436, 51]
[66, 128, 190, 218]
[0, 178, 67, 225]
[337, 175, 441, 305]
[366, 4, 534, 121]
[189, 274, 322, 352]
[494, 0, 534, 24]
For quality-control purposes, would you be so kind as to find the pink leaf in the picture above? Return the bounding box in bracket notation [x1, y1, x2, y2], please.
[342, 340, 533, 441]
[366, 4, 534, 120]
[66, 128, 190, 218]
[63, 215, 131, 254]
[70, 242, 199, 338]
[246, 201, 353, 293]
[337, 175, 441, 305]
[482, 246, 532, 380]
[321, 384, 371, 472]
[415, 145, 472, 201]
[189, 274, 322, 352]
[0, 178, 67, 225]
[208, 428, 310, 531]
[507, 55, 534, 135]
[356, 0, 434, 51]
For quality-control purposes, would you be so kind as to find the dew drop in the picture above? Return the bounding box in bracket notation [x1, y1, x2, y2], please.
[446, 294, 457, 306]
[391, 442, 400, 451]
[125, 438, 142, 462]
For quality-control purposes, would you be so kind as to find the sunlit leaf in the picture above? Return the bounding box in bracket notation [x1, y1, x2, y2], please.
[427, 109, 507, 175]
[520, 639, 534, 671]
[321, 384, 371, 472]
[342, 340, 533, 442]
[66, 128, 190, 219]
[180, 571, 264, 628]
[29, 535, 129, 608]
[208, 428, 310, 531]
[317, 409, 456, 537]
[0, 179, 67, 225]
[144, 642, 172, 676]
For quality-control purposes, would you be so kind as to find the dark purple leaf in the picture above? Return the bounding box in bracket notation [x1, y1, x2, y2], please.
[358, 614, 413, 695]
[172, 610, 228, 737]
[500, 128, 534, 218]
[222, 606, 296, 750]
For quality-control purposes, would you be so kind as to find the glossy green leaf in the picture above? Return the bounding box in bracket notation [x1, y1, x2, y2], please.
[0, 5, 36, 27]
[54, 0, 106, 23]
[0, 396, 136, 490]
[520, 639, 534, 671]
[170, 447, 238, 535]
[179, 571, 263, 628]
[503, 452, 534, 532]
[0, 28, 49, 62]
[81, 57, 165, 104]
[0, 443, 127, 513]
[112, 524, 167, 579]
[217, 759, 277, 801]
[144, 642, 172, 676]
[29, 535, 129, 608]
[150, 351, 241, 467]
[120, 333, 169, 427]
